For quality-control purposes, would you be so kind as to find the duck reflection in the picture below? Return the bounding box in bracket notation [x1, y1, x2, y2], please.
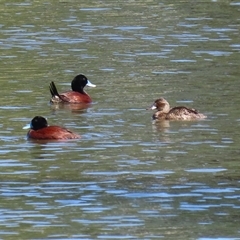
[50, 102, 91, 113]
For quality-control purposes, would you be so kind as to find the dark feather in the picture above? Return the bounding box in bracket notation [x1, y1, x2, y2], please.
[49, 81, 60, 97]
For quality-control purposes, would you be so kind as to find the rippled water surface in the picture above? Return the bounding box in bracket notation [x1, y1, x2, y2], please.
[0, 0, 240, 239]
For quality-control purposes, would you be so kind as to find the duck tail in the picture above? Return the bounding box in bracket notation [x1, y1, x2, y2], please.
[49, 81, 60, 97]
[49, 82, 64, 103]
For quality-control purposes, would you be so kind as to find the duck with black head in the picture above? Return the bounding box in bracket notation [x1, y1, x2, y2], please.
[49, 74, 96, 104]
[148, 97, 207, 121]
[23, 116, 80, 140]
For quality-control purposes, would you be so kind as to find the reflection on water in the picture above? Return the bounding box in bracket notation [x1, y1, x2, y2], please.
[50, 102, 92, 112]
[0, 0, 240, 239]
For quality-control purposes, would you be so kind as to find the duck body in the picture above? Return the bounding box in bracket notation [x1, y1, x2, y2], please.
[27, 126, 80, 140]
[23, 116, 80, 140]
[149, 97, 207, 121]
[50, 89, 92, 104]
[49, 74, 96, 104]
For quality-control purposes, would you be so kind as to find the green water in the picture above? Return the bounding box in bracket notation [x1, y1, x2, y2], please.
[0, 1, 240, 239]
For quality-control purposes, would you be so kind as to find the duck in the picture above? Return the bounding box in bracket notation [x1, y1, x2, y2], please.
[23, 116, 80, 140]
[148, 97, 207, 120]
[49, 74, 96, 104]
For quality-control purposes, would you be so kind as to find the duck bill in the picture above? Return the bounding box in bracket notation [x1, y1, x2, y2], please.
[23, 123, 31, 129]
[146, 104, 157, 110]
[86, 80, 96, 88]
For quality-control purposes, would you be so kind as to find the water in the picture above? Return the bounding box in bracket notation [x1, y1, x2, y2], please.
[0, 0, 240, 239]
